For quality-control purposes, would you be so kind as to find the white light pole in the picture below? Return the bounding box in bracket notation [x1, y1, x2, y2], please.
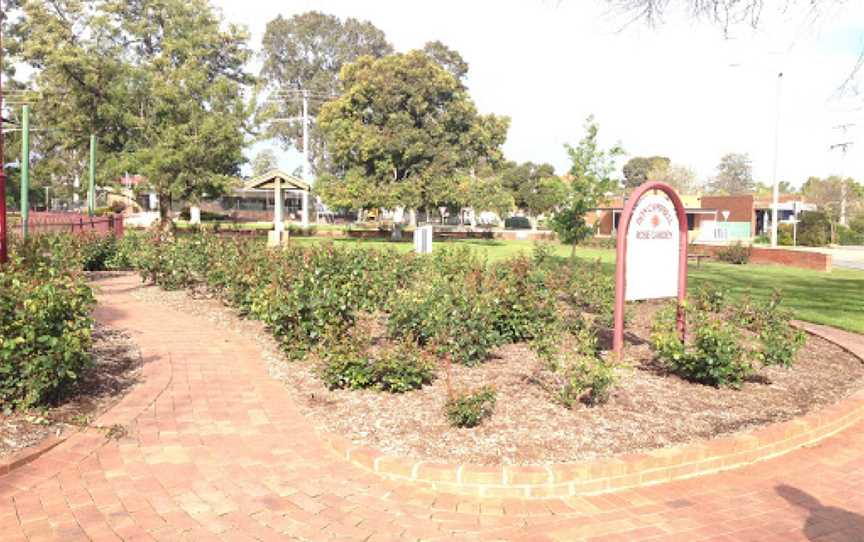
[770, 72, 783, 248]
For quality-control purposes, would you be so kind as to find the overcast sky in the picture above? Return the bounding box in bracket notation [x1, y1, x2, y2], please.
[212, 0, 864, 188]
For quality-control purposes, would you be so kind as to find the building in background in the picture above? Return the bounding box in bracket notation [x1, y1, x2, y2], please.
[591, 193, 815, 243]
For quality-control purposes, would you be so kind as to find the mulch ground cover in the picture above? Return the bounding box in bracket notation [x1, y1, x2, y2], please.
[0, 324, 143, 459]
[134, 286, 864, 466]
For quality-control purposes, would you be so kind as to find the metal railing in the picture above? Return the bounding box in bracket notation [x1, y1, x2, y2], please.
[11, 212, 125, 238]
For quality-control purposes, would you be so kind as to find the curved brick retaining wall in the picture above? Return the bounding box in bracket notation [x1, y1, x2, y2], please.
[321, 324, 864, 499]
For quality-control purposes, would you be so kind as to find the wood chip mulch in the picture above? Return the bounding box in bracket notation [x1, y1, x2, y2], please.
[132, 286, 864, 466]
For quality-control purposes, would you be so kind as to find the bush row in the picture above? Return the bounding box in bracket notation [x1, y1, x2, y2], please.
[2, 236, 99, 410]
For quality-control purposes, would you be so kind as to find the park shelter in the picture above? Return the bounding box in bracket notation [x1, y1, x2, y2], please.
[235, 170, 311, 228]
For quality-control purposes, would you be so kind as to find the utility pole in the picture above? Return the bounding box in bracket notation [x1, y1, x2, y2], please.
[830, 123, 855, 227]
[301, 90, 311, 227]
[302, 90, 310, 181]
[0, 11, 8, 264]
[770, 72, 783, 248]
[88, 134, 96, 216]
[20, 105, 30, 237]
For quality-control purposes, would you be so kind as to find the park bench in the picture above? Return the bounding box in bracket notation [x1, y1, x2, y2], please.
[687, 251, 712, 267]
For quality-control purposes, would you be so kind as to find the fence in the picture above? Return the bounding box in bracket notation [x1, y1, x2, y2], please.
[13, 212, 125, 238]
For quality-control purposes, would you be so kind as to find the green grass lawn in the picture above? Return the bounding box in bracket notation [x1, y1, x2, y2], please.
[290, 237, 864, 334]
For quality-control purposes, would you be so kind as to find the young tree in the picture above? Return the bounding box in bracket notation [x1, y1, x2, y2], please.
[317, 50, 509, 216]
[552, 116, 625, 254]
[707, 153, 755, 194]
[259, 12, 392, 169]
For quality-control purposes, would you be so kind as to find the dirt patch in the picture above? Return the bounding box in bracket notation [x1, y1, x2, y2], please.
[0, 324, 143, 459]
[131, 287, 864, 466]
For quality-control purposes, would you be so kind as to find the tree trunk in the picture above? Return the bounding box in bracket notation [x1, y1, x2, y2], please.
[158, 193, 174, 232]
[571, 239, 577, 258]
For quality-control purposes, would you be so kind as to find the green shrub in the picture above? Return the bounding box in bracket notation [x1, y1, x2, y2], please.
[838, 225, 864, 246]
[797, 211, 830, 247]
[0, 263, 95, 409]
[252, 243, 415, 358]
[389, 278, 501, 366]
[105, 232, 146, 270]
[653, 288, 805, 387]
[554, 354, 616, 407]
[777, 224, 794, 246]
[716, 242, 751, 264]
[77, 234, 119, 271]
[445, 387, 496, 428]
[735, 291, 806, 368]
[757, 323, 806, 368]
[504, 216, 531, 230]
[486, 256, 558, 343]
[318, 330, 435, 393]
[567, 259, 615, 325]
[652, 304, 751, 388]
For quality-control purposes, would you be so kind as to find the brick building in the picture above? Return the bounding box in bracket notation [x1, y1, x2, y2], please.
[591, 193, 814, 242]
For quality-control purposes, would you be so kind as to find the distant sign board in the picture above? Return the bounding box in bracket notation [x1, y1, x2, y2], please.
[625, 194, 681, 301]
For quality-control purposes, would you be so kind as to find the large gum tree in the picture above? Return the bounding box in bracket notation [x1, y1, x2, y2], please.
[316, 50, 510, 222]
[12, 0, 253, 223]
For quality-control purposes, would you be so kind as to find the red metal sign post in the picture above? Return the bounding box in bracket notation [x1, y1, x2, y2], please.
[613, 181, 689, 358]
[0, 16, 7, 265]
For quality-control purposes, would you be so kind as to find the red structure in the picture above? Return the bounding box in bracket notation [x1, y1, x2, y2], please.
[24, 212, 125, 238]
[0, 18, 7, 264]
[613, 182, 689, 358]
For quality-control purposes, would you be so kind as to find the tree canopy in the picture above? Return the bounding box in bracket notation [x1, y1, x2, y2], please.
[802, 176, 863, 226]
[258, 12, 393, 169]
[707, 152, 755, 195]
[316, 50, 509, 213]
[622, 156, 670, 189]
[11, 0, 253, 220]
[422, 40, 469, 83]
[551, 116, 624, 248]
[251, 149, 280, 177]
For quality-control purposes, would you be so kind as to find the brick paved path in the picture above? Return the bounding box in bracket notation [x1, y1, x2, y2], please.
[1, 273, 863, 541]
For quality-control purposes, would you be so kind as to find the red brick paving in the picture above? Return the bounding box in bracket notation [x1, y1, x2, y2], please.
[1, 273, 863, 541]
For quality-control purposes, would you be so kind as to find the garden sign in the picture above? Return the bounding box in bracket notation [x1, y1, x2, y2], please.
[613, 181, 688, 357]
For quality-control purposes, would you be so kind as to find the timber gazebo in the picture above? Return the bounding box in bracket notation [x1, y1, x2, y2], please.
[239, 170, 311, 241]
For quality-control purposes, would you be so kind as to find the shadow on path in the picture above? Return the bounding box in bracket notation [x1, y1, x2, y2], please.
[776, 484, 864, 541]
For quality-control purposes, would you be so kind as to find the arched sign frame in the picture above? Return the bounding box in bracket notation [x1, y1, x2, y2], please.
[613, 181, 688, 357]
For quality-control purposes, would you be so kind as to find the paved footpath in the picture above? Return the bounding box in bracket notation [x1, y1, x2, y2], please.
[2, 274, 864, 541]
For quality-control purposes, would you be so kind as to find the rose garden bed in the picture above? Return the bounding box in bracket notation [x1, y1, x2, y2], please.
[132, 285, 864, 465]
[7, 232, 863, 492]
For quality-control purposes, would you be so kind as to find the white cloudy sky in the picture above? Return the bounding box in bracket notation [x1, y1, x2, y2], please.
[212, 0, 864, 188]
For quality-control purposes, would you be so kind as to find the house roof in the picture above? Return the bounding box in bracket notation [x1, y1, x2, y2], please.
[242, 170, 310, 191]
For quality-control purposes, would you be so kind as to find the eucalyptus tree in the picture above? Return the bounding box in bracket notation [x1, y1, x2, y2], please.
[317, 50, 509, 218]
[13, 0, 254, 222]
[258, 12, 392, 171]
